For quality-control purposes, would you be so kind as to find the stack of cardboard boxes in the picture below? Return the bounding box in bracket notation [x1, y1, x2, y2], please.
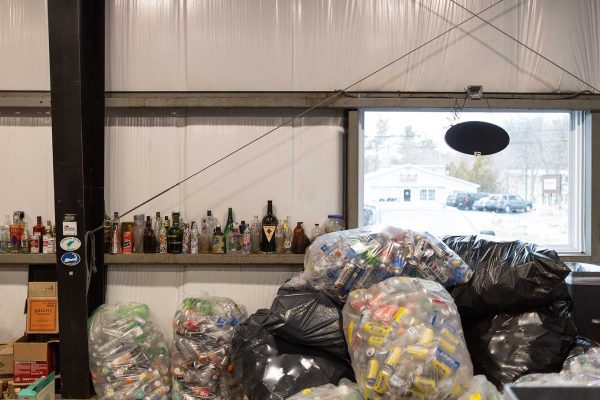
[1, 282, 59, 398]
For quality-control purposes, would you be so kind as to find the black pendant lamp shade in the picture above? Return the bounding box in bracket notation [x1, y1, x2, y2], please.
[444, 121, 510, 156]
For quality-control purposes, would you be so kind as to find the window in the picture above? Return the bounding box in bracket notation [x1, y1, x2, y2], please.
[361, 110, 587, 253]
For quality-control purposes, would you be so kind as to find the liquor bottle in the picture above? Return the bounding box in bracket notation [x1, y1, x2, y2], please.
[190, 222, 199, 254]
[45, 220, 56, 254]
[211, 226, 225, 254]
[133, 214, 145, 253]
[20, 222, 30, 254]
[250, 216, 261, 254]
[143, 216, 156, 253]
[9, 212, 22, 253]
[110, 212, 122, 254]
[32, 216, 45, 254]
[310, 223, 323, 242]
[292, 222, 307, 254]
[159, 220, 168, 254]
[103, 203, 111, 253]
[261, 201, 278, 253]
[282, 217, 292, 254]
[223, 208, 234, 253]
[182, 223, 191, 254]
[239, 221, 251, 255]
[0, 215, 9, 253]
[167, 212, 184, 253]
[153, 212, 162, 253]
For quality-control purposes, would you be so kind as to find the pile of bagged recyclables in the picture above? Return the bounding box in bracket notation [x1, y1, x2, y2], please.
[88, 303, 171, 400]
[89, 226, 597, 400]
[171, 296, 248, 400]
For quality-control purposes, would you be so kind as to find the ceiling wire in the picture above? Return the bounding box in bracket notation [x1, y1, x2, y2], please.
[449, 0, 600, 94]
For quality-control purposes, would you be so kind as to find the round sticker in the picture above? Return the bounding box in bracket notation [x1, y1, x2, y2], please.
[60, 237, 81, 251]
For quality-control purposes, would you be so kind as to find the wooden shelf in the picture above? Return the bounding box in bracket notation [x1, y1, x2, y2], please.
[104, 253, 305, 265]
[0, 254, 56, 265]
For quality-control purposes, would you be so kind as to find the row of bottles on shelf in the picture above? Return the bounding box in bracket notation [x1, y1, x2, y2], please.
[0, 211, 56, 254]
[105, 200, 346, 255]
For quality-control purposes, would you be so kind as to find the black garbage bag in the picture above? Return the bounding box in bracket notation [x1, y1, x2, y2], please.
[231, 310, 354, 400]
[263, 286, 350, 362]
[443, 235, 572, 319]
[463, 298, 577, 388]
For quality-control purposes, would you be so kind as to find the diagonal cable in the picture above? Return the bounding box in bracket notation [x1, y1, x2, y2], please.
[448, 0, 600, 93]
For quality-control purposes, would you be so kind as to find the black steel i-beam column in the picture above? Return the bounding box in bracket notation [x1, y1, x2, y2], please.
[47, 1, 105, 397]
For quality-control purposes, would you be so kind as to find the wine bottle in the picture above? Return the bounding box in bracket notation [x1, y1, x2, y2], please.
[143, 216, 156, 253]
[292, 222, 307, 254]
[224, 208, 234, 253]
[260, 200, 278, 253]
[167, 212, 183, 253]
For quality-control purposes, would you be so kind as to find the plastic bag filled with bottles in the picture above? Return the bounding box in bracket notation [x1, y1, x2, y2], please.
[171, 296, 248, 400]
[303, 226, 472, 303]
[513, 347, 600, 386]
[88, 302, 171, 400]
[343, 277, 473, 400]
[286, 379, 362, 400]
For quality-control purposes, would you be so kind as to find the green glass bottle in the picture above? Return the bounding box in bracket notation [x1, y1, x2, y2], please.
[167, 212, 183, 253]
[223, 207, 234, 253]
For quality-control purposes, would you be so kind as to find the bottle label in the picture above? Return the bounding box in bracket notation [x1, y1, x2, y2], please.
[284, 239, 292, 249]
[263, 225, 276, 242]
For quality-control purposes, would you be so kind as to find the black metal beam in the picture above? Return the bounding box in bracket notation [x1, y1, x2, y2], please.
[47, 0, 105, 398]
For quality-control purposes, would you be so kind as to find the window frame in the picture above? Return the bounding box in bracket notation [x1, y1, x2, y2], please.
[352, 107, 595, 260]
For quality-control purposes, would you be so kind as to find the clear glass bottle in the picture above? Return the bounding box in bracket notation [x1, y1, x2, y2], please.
[110, 212, 122, 254]
[9, 212, 22, 253]
[0, 214, 10, 253]
[239, 221, 251, 255]
[261, 200, 278, 253]
[282, 216, 292, 254]
[190, 221, 199, 254]
[310, 223, 324, 242]
[159, 219, 168, 254]
[20, 222, 30, 254]
[103, 205, 111, 253]
[182, 223, 191, 254]
[211, 225, 225, 254]
[167, 212, 184, 253]
[250, 216, 261, 254]
[274, 224, 284, 254]
[133, 214, 145, 253]
[153, 212, 162, 253]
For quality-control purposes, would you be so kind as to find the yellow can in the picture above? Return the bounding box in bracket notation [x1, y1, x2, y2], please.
[417, 327, 434, 346]
[439, 328, 459, 354]
[384, 347, 402, 368]
[366, 359, 380, 383]
[348, 320, 354, 345]
[407, 345, 429, 359]
[392, 307, 408, 324]
[414, 376, 436, 393]
[363, 322, 391, 337]
[373, 371, 390, 394]
[368, 336, 385, 347]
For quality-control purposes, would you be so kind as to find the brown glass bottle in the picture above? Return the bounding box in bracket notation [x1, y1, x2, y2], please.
[143, 216, 157, 253]
[291, 222, 307, 254]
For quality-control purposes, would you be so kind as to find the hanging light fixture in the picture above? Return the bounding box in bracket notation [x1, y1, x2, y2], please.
[444, 121, 510, 156]
[444, 86, 510, 156]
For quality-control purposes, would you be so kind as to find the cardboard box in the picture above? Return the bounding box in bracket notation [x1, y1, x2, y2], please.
[13, 338, 52, 385]
[27, 283, 57, 298]
[0, 339, 16, 376]
[26, 298, 59, 334]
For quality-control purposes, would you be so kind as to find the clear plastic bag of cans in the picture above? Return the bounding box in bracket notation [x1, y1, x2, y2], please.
[303, 226, 472, 303]
[88, 302, 171, 400]
[457, 376, 501, 400]
[171, 296, 248, 400]
[342, 277, 473, 400]
[286, 379, 362, 400]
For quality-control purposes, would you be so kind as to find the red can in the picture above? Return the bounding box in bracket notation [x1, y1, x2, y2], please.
[122, 231, 133, 254]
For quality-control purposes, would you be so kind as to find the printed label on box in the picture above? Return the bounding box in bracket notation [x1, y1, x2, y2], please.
[14, 361, 50, 383]
[27, 299, 58, 333]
